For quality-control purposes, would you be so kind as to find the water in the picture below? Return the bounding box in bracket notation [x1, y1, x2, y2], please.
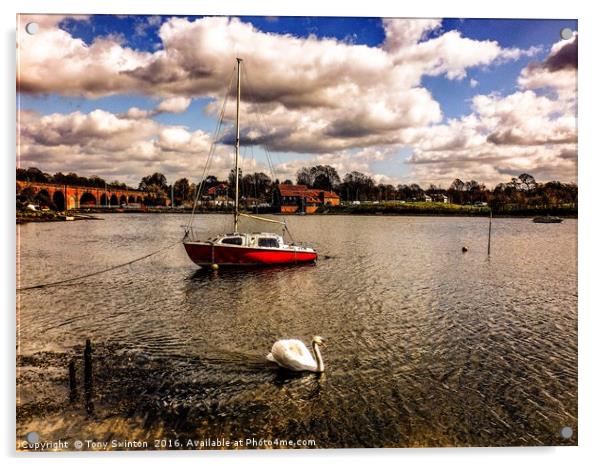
[16, 214, 577, 449]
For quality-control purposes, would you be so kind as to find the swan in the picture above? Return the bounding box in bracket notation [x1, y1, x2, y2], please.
[266, 336, 326, 373]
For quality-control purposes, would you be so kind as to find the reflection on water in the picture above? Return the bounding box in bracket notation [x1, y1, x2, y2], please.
[16, 214, 577, 448]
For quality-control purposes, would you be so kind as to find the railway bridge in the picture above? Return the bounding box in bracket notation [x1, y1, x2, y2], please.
[16, 180, 145, 210]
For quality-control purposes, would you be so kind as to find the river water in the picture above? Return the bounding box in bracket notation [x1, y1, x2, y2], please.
[16, 214, 577, 449]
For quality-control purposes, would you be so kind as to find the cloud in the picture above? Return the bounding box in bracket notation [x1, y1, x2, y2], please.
[17, 16, 152, 96]
[120, 97, 191, 119]
[124, 107, 151, 119]
[18, 16, 534, 153]
[155, 96, 191, 113]
[518, 35, 577, 99]
[18, 109, 240, 185]
[543, 36, 577, 72]
[405, 85, 577, 185]
[17, 15, 576, 186]
[385, 25, 539, 81]
[400, 34, 578, 186]
[382, 18, 442, 51]
[272, 147, 396, 182]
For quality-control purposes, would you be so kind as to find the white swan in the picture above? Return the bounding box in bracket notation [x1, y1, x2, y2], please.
[267, 336, 326, 373]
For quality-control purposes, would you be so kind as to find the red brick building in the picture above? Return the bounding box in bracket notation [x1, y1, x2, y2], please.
[205, 183, 232, 206]
[272, 184, 340, 214]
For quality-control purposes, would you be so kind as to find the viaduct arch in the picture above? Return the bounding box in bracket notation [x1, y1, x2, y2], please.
[16, 180, 146, 210]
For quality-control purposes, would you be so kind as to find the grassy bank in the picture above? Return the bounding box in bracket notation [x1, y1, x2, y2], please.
[18, 201, 577, 221]
[322, 201, 577, 217]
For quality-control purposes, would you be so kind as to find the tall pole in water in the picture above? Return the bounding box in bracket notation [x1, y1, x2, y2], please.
[234, 58, 242, 233]
[487, 208, 492, 256]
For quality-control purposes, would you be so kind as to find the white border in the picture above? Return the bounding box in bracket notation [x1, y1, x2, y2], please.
[3, 1, 600, 466]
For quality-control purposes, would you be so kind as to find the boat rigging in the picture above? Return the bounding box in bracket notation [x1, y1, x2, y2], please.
[182, 58, 318, 267]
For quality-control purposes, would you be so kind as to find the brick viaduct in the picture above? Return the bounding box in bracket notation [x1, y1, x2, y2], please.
[16, 180, 146, 210]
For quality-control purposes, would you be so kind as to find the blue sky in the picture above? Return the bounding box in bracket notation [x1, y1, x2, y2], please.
[18, 15, 578, 186]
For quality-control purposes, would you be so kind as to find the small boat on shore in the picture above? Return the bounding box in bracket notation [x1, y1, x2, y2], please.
[182, 58, 317, 267]
[533, 215, 563, 223]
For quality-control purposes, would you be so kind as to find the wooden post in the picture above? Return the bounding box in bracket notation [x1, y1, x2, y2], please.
[69, 359, 77, 401]
[83, 339, 94, 414]
[487, 209, 492, 256]
[84, 339, 93, 387]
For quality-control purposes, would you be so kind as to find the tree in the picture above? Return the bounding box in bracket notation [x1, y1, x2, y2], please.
[88, 175, 106, 188]
[518, 173, 537, 193]
[16, 168, 28, 181]
[382, 184, 396, 201]
[241, 172, 271, 200]
[173, 178, 191, 205]
[139, 172, 168, 192]
[24, 167, 51, 183]
[139, 173, 168, 206]
[17, 186, 36, 203]
[448, 178, 466, 204]
[449, 179, 465, 192]
[296, 165, 341, 190]
[35, 190, 55, 209]
[340, 171, 375, 201]
[296, 167, 312, 186]
[310, 165, 340, 191]
[204, 175, 218, 187]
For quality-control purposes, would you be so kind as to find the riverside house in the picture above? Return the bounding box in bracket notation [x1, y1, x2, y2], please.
[272, 184, 340, 214]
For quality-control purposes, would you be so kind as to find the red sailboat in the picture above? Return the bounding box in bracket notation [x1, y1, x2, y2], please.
[183, 58, 318, 268]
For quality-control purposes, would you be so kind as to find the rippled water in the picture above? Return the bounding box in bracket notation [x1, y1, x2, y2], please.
[16, 214, 577, 449]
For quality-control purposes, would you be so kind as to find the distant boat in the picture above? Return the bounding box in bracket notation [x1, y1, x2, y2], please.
[182, 58, 318, 267]
[533, 215, 563, 223]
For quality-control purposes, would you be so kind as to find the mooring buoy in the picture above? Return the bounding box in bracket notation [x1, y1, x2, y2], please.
[211, 263, 219, 270]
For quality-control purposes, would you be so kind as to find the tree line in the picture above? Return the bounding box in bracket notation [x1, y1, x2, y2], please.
[17, 166, 578, 210]
[16, 167, 129, 189]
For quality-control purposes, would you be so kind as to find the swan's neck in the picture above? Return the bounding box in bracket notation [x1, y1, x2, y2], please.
[312, 342, 324, 373]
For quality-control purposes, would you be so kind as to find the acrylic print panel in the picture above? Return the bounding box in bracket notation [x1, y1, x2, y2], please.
[16, 14, 577, 451]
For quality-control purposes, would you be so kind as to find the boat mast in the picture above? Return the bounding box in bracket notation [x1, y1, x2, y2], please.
[234, 57, 242, 233]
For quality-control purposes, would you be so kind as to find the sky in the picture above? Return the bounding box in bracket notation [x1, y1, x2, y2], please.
[16, 14, 577, 188]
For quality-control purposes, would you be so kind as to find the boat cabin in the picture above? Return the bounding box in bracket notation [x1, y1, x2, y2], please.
[212, 232, 285, 249]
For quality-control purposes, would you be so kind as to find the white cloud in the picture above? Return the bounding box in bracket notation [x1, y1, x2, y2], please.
[155, 96, 192, 114]
[18, 109, 237, 185]
[382, 18, 442, 51]
[405, 89, 577, 186]
[124, 107, 151, 119]
[17, 15, 576, 187]
[518, 35, 577, 100]
[399, 32, 577, 187]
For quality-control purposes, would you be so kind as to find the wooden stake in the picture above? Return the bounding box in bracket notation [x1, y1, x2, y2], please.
[69, 359, 77, 401]
[487, 209, 492, 256]
[83, 339, 94, 414]
[84, 339, 93, 387]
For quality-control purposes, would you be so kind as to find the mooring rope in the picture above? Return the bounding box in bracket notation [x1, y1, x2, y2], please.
[16, 240, 181, 292]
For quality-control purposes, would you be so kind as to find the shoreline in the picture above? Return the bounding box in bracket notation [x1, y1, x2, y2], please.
[16, 207, 577, 223]
[16, 211, 103, 224]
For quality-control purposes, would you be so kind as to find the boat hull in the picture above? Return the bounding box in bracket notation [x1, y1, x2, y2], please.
[183, 242, 318, 267]
[533, 216, 563, 223]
